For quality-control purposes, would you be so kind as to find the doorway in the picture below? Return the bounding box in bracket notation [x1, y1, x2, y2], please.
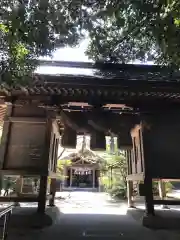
[72, 169, 93, 188]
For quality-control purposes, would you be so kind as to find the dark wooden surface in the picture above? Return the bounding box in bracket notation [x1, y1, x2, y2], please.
[143, 113, 180, 179]
[1, 62, 180, 106]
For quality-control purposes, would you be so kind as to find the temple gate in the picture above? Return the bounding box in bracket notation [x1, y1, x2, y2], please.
[0, 61, 180, 216]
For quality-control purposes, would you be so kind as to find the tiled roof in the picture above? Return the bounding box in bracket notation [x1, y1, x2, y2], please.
[1, 62, 180, 105]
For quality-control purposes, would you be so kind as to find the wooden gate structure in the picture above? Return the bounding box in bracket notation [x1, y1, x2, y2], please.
[0, 61, 180, 215]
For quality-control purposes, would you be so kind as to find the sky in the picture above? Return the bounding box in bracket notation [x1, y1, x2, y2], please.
[36, 39, 94, 75]
[50, 39, 90, 62]
[36, 38, 154, 75]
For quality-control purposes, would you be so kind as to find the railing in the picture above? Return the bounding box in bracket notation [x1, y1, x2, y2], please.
[0, 205, 13, 240]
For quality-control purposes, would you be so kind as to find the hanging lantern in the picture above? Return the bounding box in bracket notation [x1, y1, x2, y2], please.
[90, 131, 106, 151]
[117, 132, 133, 150]
[61, 126, 77, 148]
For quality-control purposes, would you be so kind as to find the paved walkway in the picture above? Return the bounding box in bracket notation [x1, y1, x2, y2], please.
[7, 192, 180, 239]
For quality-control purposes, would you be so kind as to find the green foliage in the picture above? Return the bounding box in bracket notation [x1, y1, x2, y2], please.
[0, 0, 85, 85]
[2, 0, 180, 85]
[85, 0, 180, 67]
[100, 175, 109, 190]
[165, 181, 174, 193]
[101, 172, 127, 199]
[108, 182, 127, 199]
[99, 137, 127, 199]
[174, 19, 180, 26]
[56, 159, 72, 180]
[57, 159, 72, 170]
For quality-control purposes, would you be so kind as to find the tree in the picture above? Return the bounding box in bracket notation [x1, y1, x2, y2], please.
[97, 137, 128, 198]
[2, 0, 180, 85]
[56, 159, 72, 181]
[0, 0, 85, 85]
[85, 0, 180, 67]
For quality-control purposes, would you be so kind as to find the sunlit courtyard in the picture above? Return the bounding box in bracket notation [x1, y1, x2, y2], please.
[57, 191, 128, 215]
[4, 191, 180, 239]
[32, 191, 178, 240]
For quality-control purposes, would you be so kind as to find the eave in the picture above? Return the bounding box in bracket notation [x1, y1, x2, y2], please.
[1, 62, 180, 109]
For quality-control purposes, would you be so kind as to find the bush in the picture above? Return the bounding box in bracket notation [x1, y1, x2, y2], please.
[108, 183, 127, 199]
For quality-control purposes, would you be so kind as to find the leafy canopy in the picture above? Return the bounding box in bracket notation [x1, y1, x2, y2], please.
[0, 0, 85, 84]
[85, 0, 180, 66]
[1, 0, 180, 85]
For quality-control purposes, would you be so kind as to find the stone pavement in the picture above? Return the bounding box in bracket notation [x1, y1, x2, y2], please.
[6, 192, 180, 239]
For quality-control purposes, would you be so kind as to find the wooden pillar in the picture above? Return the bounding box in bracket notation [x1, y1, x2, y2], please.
[63, 168, 67, 188]
[20, 176, 23, 193]
[15, 176, 23, 195]
[70, 168, 72, 188]
[158, 180, 169, 209]
[127, 181, 134, 208]
[0, 104, 12, 198]
[38, 175, 48, 213]
[92, 169, 95, 188]
[144, 177, 155, 216]
[135, 121, 155, 216]
[37, 113, 53, 213]
[0, 175, 2, 196]
[0, 103, 12, 170]
[110, 167, 113, 188]
[48, 178, 56, 207]
[126, 150, 134, 208]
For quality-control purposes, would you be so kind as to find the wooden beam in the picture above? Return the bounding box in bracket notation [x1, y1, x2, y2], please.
[126, 173, 144, 181]
[0, 170, 48, 175]
[0, 196, 39, 202]
[8, 117, 46, 123]
[153, 179, 180, 182]
[0, 194, 52, 202]
[153, 199, 180, 205]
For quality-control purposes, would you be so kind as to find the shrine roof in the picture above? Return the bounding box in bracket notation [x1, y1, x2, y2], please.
[60, 148, 103, 164]
[1, 61, 180, 105]
[36, 61, 180, 84]
[38, 60, 180, 82]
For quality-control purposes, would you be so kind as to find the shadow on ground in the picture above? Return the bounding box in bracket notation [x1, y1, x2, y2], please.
[5, 206, 61, 239]
[8, 206, 61, 228]
[6, 205, 180, 239]
[127, 207, 180, 231]
[36, 212, 161, 240]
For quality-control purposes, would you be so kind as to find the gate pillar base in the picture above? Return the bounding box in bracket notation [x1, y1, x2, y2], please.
[37, 176, 48, 214]
[48, 178, 56, 207]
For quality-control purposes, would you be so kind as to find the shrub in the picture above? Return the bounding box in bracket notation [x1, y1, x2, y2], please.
[108, 182, 127, 199]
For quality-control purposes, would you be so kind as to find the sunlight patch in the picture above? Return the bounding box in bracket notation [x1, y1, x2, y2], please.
[60, 206, 127, 215]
